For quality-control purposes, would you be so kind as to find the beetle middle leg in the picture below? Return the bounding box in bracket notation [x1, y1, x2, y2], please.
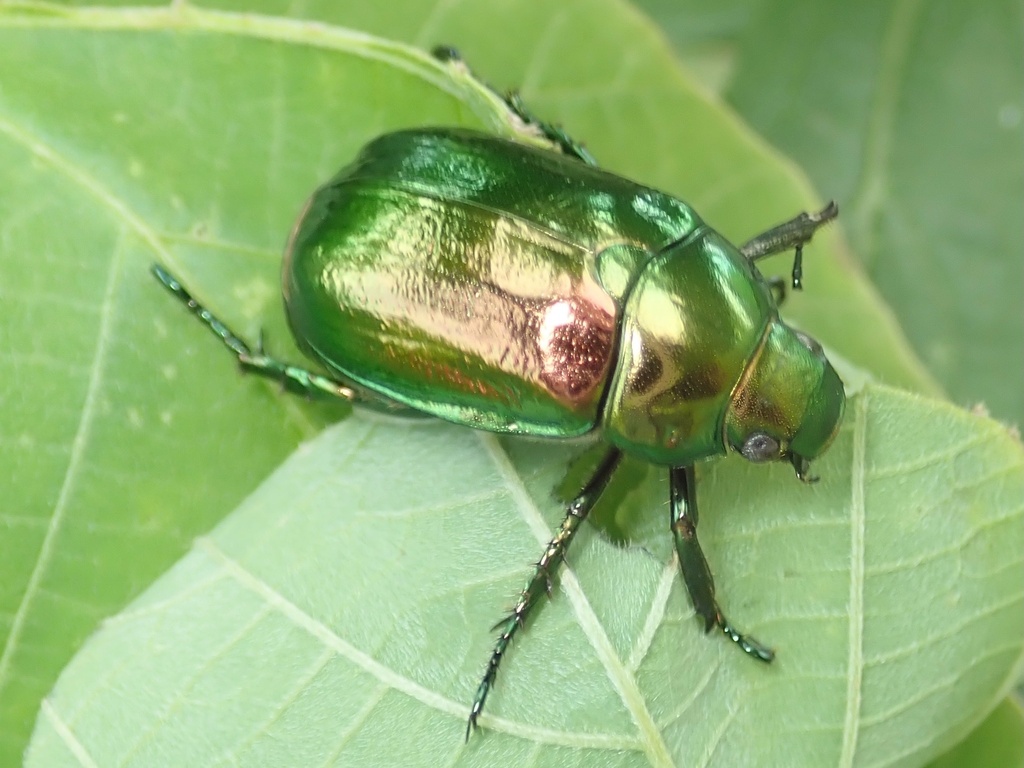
[152, 265, 357, 403]
[431, 45, 597, 166]
[468, 447, 623, 737]
[740, 201, 838, 289]
[669, 465, 774, 662]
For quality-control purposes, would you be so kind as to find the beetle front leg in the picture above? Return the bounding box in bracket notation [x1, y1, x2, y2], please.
[767, 275, 787, 305]
[739, 201, 838, 289]
[467, 447, 623, 738]
[669, 465, 774, 662]
[152, 265, 357, 403]
[431, 45, 597, 166]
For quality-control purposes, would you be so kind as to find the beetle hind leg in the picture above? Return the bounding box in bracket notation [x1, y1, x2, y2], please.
[431, 45, 597, 166]
[501, 90, 598, 166]
[669, 465, 774, 662]
[152, 265, 357, 403]
[467, 447, 622, 738]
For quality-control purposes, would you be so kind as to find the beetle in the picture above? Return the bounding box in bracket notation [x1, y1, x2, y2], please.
[153, 47, 844, 737]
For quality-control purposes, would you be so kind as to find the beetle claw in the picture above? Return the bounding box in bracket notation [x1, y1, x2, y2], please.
[790, 453, 819, 484]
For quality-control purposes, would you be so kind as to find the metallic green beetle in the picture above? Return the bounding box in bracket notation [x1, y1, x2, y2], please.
[154, 48, 844, 738]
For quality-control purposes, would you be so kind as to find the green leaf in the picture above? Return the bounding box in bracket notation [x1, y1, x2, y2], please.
[625, 0, 762, 90]
[0, 4, 506, 762]
[927, 697, 1024, 768]
[25, 384, 1024, 766]
[638, 0, 1024, 426]
[0, 0, 981, 763]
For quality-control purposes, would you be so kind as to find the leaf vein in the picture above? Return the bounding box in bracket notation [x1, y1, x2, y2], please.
[861, 641, 1024, 729]
[626, 558, 677, 673]
[227, 648, 334, 765]
[839, 392, 869, 767]
[864, 589, 1024, 665]
[322, 680, 391, 765]
[120, 602, 275, 764]
[40, 698, 99, 768]
[0, 229, 126, 697]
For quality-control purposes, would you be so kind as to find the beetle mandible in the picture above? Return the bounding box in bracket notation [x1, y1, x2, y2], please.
[153, 46, 844, 738]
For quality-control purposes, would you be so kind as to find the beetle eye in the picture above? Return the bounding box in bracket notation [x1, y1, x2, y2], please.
[741, 432, 781, 463]
[794, 330, 823, 356]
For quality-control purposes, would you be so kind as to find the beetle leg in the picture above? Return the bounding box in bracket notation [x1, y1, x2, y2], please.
[669, 465, 775, 662]
[767, 276, 787, 305]
[501, 91, 598, 166]
[431, 45, 597, 166]
[739, 201, 838, 289]
[467, 447, 622, 739]
[152, 265, 357, 403]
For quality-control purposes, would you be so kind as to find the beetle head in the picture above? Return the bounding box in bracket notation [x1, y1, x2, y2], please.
[724, 320, 845, 481]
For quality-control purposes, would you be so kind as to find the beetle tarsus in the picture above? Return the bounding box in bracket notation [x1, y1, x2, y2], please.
[670, 465, 775, 664]
[466, 700, 483, 741]
[719, 618, 775, 662]
[467, 448, 622, 735]
[152, 264, 357, 404]
[792, 245, 804, 290]
[432, 44, 597, 166]
[504, 90, 597, 165]
[790, 453, 819, 484]
[739, 201, 839, 289]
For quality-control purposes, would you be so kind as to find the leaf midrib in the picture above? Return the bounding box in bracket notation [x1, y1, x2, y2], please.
[0, 2, 487, 107]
